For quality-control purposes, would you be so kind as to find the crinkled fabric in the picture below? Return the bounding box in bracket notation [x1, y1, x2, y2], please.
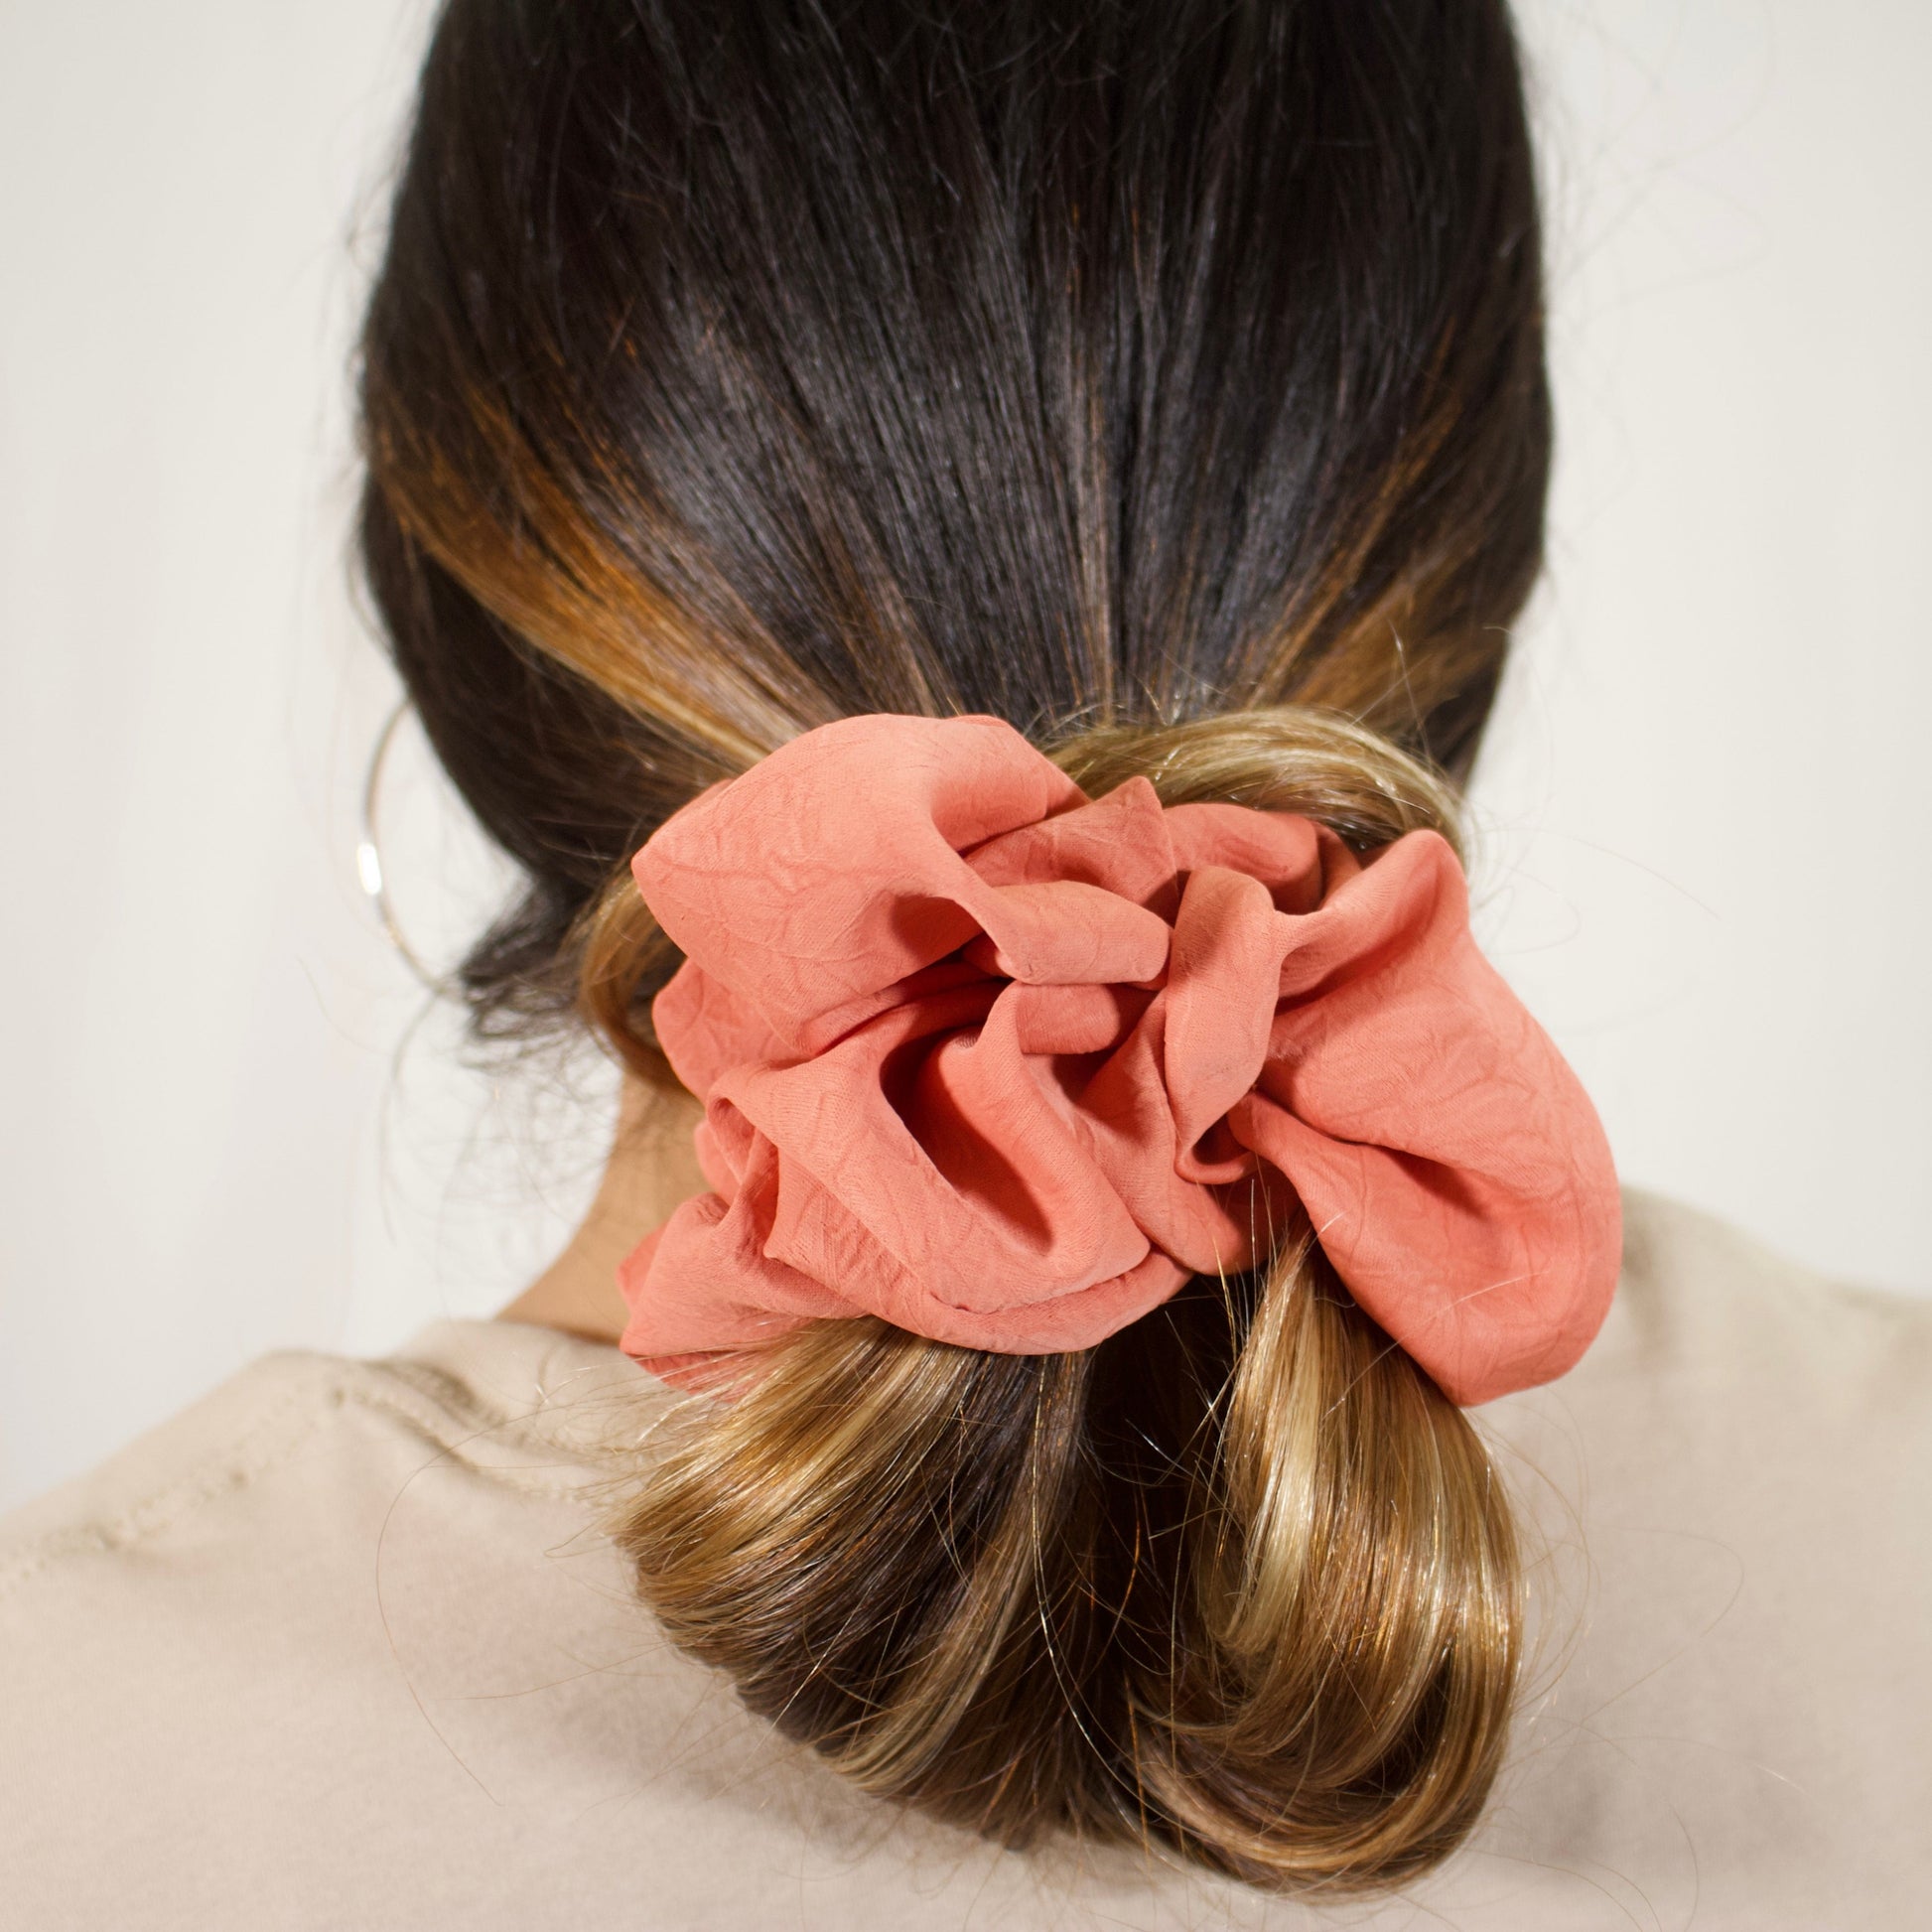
[617, 714, 1620, 1405]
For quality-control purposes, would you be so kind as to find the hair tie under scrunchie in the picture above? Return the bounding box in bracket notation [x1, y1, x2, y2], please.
[616, 714, 1620, 1406]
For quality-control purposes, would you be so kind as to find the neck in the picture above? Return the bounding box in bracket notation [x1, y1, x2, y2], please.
[496, 1075, 708, 1345]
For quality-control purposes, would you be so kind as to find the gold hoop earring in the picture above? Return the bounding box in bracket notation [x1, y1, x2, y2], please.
[355, 696, 452, 996]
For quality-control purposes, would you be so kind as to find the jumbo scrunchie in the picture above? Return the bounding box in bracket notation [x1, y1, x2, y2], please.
[617, 714, 1620, 1406]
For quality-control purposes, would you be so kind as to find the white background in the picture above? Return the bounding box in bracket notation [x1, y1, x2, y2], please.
[2, 0, 1926, 1513]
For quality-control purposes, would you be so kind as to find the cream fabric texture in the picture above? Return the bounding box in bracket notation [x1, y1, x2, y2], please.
[2, 1190, 1925, 1929]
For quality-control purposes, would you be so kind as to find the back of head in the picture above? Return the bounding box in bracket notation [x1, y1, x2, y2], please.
[358, 0, 1549, 1893]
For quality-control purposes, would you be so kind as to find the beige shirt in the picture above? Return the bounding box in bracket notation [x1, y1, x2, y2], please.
[2, 1190, 1927, 1929]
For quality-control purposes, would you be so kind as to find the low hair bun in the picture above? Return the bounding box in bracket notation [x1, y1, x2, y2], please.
[621, 1229, 1520, 1891]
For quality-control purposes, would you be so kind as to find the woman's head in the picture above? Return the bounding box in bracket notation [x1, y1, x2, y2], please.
[358, 0, 1548, 1893]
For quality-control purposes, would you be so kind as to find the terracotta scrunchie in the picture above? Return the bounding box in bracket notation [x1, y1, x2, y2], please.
[617, 714, 1620, 1406]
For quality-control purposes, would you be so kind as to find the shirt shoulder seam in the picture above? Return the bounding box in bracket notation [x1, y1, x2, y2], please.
[0, 1361, 602, 1607]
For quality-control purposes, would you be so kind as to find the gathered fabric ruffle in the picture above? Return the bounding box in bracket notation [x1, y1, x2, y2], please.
[617, 713, 1620, 1406]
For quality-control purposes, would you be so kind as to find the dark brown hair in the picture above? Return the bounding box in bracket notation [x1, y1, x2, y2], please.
[358, 0, 1548, 1892]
